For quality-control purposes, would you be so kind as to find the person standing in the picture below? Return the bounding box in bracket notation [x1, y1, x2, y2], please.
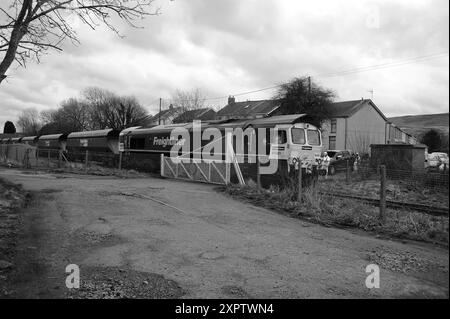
[353, 152, 360, 172]
[321, 151, 331, 179]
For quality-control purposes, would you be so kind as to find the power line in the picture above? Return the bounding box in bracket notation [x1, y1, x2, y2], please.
[316, 52, 449, 78]
[155, 51, 449, 105]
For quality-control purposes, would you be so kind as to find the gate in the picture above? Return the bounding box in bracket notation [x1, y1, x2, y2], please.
[160, 154, 246, 186]
[160, 154, 231, 185]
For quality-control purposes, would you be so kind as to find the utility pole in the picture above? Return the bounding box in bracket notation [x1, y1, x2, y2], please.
[158, 98, 162, 125]
[308, 76, 311, 95]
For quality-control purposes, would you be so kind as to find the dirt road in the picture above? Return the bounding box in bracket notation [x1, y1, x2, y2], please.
[0, 168, 448, 298]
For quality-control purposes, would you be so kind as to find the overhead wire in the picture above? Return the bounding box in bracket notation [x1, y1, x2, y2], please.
[149, 51, 449, 106]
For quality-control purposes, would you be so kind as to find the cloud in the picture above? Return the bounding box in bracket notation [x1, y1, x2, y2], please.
[0, 0, 448, 130]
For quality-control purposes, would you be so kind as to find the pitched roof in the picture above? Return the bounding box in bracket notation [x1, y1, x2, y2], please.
[173, 108, 216, 123]
[151, 106, 182, 120]
[216, 99, 280, 118]
[216, 98, 388, 122]
[326, 99, 388, 121]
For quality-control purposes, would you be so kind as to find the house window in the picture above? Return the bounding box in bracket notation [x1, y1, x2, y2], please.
[329, 136, 336, 150]
[330, 119, 337, 133]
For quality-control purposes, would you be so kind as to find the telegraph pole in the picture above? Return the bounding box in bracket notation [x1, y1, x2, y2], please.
[159, 98, 162, 125]
[308, 76, 311, 95]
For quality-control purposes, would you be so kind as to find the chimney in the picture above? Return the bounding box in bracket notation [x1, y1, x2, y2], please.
[228, 96, 235, 105]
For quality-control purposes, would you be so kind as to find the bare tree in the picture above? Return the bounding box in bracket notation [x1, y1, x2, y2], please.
[58, 97, 91, 130]
[39, 108, 55, 124]
[0, 0, 159, 84]
[84, 86, 150, 130]
[17, 107, 41, 134]
[347, 130, 382, 155]
[38, 97, 91, 134]
[170, 88, 206, 123]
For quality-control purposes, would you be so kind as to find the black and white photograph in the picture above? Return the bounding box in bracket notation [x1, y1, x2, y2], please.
[0, 0, 448, 309]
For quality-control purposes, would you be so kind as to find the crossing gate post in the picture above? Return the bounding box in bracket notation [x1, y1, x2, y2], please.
[298, 160, 303, 203]
[379, 165, 387, 224]
[118, 151, 123, 171]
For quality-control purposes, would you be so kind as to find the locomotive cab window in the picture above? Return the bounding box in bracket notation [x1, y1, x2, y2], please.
[291, 128, 305, 145]
[272, 130, 287, 144]
[130, 137, 146, 149]
[307, 130, 321, 146]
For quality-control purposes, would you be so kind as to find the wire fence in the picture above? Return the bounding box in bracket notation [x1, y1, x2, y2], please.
[314, 161, 449, 217]
[0, 144, 119, 172]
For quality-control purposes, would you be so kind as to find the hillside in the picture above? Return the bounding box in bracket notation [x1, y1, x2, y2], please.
[388, 113, 449, 138]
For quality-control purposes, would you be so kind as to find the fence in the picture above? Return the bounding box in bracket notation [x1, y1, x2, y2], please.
[1, 144, 120, 172]
[0, 143, 37, 168]
[313, 161, 449, 220]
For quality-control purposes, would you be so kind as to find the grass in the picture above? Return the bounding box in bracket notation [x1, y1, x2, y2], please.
[224, 180, 449, 246]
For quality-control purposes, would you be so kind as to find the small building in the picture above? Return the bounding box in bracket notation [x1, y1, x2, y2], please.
[321, 99, 417, 154]
[215, 96, 280, 121]
[370, 143, 427, 173]
[148, 104, 183, 126]
[386, 123, 418, 145]
[320, 99, 392, 155]
[172, 108, 216, 124]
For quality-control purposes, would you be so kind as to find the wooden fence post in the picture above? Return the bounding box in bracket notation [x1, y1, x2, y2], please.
[346, 159, 350, 184]
[298, 160, 303, 203]
[379, 165, 387, 224]
[58, 150, 62, 168]
[25, 149, 28, 168]
[256, 155, 261, 190]
[118, 151, 123, 171]
[85, 150, 89, 172]
[47, 149, 50, 167]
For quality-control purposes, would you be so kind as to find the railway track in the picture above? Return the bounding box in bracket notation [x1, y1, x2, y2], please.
[321, 192, 449, 217]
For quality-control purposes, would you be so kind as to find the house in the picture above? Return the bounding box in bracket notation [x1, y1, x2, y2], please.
[320, 99, 387, 154]
[172, 108, 216, 124]
[215, 96, 280, 120]
[386, 123, 418, 145]
[215, 97, 417, 155]
[148, 104, 183, 126]
[321, 99, 417, 154]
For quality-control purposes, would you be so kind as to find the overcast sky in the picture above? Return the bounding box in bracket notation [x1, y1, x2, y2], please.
[0, 0, 449, 130]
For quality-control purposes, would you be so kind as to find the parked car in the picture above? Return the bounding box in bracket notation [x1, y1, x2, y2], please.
[324, 150, 355, 175]
[427, 152, 449, 171]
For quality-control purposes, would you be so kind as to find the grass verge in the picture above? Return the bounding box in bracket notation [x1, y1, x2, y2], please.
[0, 177, 30, 297]
[223, 180, 449, 246]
